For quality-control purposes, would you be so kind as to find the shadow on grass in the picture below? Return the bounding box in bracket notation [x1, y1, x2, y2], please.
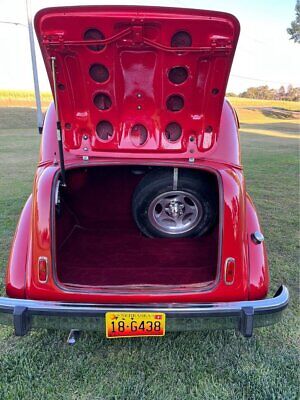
[245, 107, 299, 119]
[240, 121, 300, 134]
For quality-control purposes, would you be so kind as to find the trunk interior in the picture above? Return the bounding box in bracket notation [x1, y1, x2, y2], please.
[55, 166, 220, 289]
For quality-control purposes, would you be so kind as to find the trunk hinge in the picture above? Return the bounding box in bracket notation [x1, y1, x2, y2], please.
[43, 33, 65, 50]
[210, 37, 232, 55]
[51, 56, 66, 186]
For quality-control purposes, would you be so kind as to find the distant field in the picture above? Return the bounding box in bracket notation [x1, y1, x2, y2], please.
[225, 97, 300, 140]
[227, 96, 300, 112]
[0, 90, 52, 108]
[0, 90, 299, 112]
[0, 104, 299, 399]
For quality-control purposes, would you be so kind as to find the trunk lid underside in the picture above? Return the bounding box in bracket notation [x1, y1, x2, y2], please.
[35, 6, 239, 159]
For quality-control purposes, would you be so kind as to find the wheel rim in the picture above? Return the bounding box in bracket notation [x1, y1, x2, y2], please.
[148, 190, 203, 235]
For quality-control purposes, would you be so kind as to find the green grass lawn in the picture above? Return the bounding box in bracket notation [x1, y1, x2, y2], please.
[0, 105, 299, 400]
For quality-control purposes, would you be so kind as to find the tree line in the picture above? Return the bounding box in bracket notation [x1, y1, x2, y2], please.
[287, 0, 300, 43]
[227, 85, 300, 101]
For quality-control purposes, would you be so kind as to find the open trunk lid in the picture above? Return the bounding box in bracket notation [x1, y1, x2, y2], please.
[35, 6, 239, 159]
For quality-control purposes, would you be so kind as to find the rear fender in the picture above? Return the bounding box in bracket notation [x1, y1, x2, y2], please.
[6, 195, 32, 298]
[246, 194, 269, 299]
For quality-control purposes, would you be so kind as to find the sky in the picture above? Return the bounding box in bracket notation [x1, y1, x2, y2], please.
[0, 0, 299, 93]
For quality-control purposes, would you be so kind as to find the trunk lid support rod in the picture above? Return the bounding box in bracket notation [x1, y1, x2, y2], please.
[51, 56, 66, 187]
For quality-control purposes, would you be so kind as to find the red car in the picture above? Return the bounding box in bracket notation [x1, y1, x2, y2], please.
[1, 6, 288, 340]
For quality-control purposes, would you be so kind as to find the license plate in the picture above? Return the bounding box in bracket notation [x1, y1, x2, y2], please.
[105, 312, 166, 338]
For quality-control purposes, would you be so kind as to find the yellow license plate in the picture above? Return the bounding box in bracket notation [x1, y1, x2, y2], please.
[105, 312, 166, 338]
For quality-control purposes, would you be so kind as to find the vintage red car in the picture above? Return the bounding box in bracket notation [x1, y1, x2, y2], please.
[0, 6, 288, 341]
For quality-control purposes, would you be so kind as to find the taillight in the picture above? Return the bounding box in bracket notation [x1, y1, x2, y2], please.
[224, 257, 235, 285]
[38, 257, 48, 283]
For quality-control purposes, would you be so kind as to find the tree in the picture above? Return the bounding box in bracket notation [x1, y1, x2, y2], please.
[278, 85, 286, 100]
[226, 92, 237, 97]
[286, 84, 300, 101]
[239, 85, 274, 99]
[287, 1, 300, 43]
[238, 85, 300, 101]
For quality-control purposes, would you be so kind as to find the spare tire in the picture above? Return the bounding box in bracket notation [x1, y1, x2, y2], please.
[132, 168, 218, 238]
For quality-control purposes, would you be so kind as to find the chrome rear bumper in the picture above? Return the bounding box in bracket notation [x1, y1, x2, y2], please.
[0, 286, 289, 338]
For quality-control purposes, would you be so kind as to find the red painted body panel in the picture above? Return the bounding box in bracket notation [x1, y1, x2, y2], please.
[9, 157, 261, 303]
[34, 6, 240, 160]
[6, 195, 32, 298]
[246, 195, 269, 300]
[6, 115, 268, 303]
[6, 6, 269, 303]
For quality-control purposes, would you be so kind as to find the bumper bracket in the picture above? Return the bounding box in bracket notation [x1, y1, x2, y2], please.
[240, 306, 254, 337]
[13, 306, 30, 336]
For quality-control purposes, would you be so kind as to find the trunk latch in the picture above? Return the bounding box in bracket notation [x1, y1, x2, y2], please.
[131, 25, 144, 44]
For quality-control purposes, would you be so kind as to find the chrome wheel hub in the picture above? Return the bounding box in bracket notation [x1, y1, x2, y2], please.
[148, 190, 202, 235]
[165, 200, 185, 218]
